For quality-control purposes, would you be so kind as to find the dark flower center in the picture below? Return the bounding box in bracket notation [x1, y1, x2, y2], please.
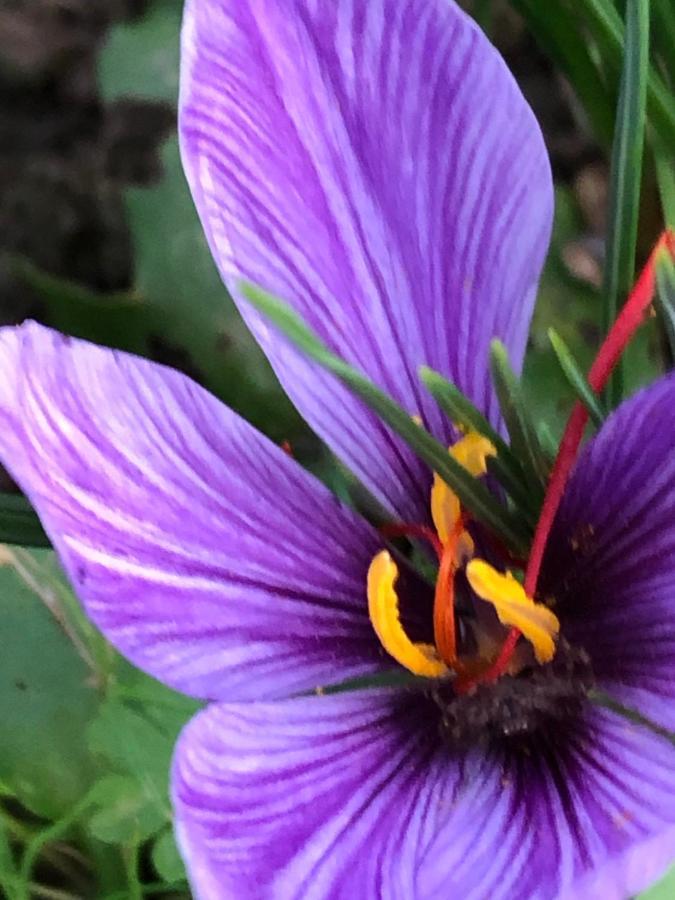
[429, 641, 595, 749]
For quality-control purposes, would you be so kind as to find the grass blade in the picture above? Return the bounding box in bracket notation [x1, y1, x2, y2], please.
[655, 245, 675, 361]
[582, 0, 674, 146]
[509, 0, 615, 146]
[242, 284, 531, 553]
[652, 0, 675, 86]
[490, 341, 550, 491]
[602, 0, 650, 407]
[655, 148, 675, 229]
[548, 328, 605, 426]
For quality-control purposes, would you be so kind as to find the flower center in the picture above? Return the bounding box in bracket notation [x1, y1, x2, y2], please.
[367, 430, 561, 687]
[430, 640, 594, 748]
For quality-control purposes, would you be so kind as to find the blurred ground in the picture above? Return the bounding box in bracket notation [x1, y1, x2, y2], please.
[0, 0, 604, 329]
[0, 0, 173, 320]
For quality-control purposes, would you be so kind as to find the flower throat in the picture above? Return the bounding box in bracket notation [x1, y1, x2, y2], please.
[366, 230, 675, 700]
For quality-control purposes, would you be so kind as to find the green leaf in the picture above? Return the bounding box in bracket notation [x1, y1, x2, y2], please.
[0, 813, 17, 897]
[87, 700, 176, 804]
[509, 0, 615, 146]
[242, 283, 531, 554]
[87, 776, 167, 846]
[0, 553, 98, 818]
[640, 865, 675, 899]
[602, 0, 650, 406]
[511, 0, 675, 152]
[590, 690, 675, 747]
[581, 0, 674, 147]
[652, 0, 675, 87]
[523, 188, 603, 442]
[655, 148, 675, 228]
[151, 828, 187, 883]
[13, 256, 150, 357]
[489, 341, 550, 490]
[655, 245, 675, 361]
[523, 187, 663, 444]
[99, 0, 183, 105]
[547, 329, 605, 426]
[0, 494, 48, 548]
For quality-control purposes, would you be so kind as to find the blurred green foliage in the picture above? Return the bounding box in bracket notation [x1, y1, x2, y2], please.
[0, 0, 673, 897]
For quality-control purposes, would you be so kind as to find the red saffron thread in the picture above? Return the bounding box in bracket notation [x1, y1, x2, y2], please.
[462, 229, 675, 690]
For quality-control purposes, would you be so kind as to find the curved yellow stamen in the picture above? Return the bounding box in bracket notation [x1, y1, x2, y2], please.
[431, 431, 496, 548]
[367, 550, 448, 678]
[466, 559, 560, 664]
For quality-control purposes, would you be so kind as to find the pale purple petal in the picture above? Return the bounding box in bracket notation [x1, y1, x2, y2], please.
[172, 690, 675, 899]
[0, 322, 387, 700]
[179, 0, 553, 521]
[420, 707, 675, 899]
[171, 690, 455, 899]
[541, 374, 675, 730]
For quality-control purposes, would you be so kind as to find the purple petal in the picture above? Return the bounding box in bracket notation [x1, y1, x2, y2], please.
[0, 322, 387, 700]
[171, 690, 455, 898]
[420, 706, 675, 899]
[172, 690, 675, 898]
[542, 374, 675, 730]
[179, 0, 553, 521]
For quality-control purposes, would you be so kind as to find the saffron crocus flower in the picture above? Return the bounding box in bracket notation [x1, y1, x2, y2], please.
[0, 0, 674, 897]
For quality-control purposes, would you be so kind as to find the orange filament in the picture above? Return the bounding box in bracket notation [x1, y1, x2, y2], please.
[432, 518, 466, 672]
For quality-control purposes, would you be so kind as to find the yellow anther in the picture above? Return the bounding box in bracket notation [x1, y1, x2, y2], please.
[450, 431, 497, 477]
[466, 559, 560, 664]
[367, 551, 448, 678]
[431, 431, 496, 546]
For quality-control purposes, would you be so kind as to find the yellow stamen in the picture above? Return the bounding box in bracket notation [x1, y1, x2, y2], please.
[450, 431, 497, 476]
[465, 559, 560, 664]
[431, 431, 496, 546]
[367, 550, 448, 678]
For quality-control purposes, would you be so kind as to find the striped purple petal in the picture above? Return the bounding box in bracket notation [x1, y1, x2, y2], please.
[542, 373, 675, 731]
[179, 0, 553, 522]
[172, 690, 675, 898]
[0, 322, 387, 700]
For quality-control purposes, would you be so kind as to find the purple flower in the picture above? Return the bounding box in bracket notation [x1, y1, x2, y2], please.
[0, 0, 674, 897]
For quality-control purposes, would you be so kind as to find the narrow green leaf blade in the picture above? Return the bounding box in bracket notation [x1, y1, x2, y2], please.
[582, 0, 674, 146]
[653, 0, 675, 87]
[590, 689, 675, 747]
[548, 329, 605, 426]
[655, 246, 675, 361]
[655, 148, 675, 229]
[602, 0, 650, 406]
[509, 0, 615, 146]
[419, 366, 510, 457]
[0, 494, 49, 548]
[242, 284, 531, 553]
[489, 341, 550, 490]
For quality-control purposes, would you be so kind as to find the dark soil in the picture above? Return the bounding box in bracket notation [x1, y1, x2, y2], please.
[0, 0, 598, 329]
[0, 0, 173, 325]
